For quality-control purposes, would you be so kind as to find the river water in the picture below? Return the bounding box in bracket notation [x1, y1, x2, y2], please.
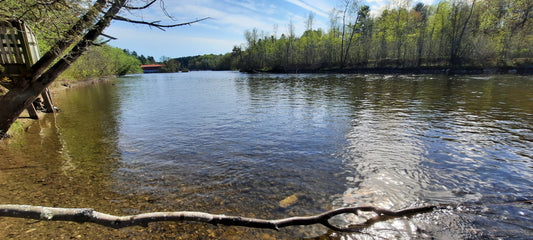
[0, 72, 532, 239]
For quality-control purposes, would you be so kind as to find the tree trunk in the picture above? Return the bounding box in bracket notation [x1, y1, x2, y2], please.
[450, 0, 476, 66]
[0, 0, 125, 139]
[28, 0, 108, 82]
[0, 84, 43, 137]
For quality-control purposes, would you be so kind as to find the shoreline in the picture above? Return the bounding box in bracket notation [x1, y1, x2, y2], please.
[245, 66, 533, 75]
[49, 76, 117, 93]
[5, 76, 117, 138]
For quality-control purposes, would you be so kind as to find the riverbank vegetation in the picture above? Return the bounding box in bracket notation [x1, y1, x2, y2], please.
[60, 45, 142, 81]
[1, 43, 141, 94]
[163, 0, 532, 73]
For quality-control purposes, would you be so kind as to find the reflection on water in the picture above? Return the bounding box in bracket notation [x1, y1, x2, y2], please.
[0, 72, 532, 239]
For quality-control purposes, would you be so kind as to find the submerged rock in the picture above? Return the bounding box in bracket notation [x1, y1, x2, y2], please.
[279, 194, 299, 208]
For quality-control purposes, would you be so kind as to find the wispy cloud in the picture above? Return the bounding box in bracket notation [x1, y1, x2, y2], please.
[107, 0, 439, 58]
[363, 0, 438, 16]
[105, 24, 240, 57]
[283, 0, 330, 18]
[170, 2, 283, 34]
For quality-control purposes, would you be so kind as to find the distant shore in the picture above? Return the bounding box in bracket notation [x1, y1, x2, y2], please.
[49, 76, 117, 93]
[244, 66, 533, 75]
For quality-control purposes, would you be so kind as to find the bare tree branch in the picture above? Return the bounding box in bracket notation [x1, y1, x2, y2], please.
[124, 0, 157, 10]
[100, 33, 118, 40]
[0, 204, 447, 232]
[159, 0, 176, 20]
[112, 15, 210, 31]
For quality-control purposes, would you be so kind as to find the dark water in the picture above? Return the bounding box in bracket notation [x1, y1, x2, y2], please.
[1, 72, 532, 239]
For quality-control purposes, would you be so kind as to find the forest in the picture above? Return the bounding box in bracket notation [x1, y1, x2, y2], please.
[166, 0, 532, 73]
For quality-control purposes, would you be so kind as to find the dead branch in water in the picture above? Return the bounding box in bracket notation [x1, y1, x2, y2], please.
[1, 201, 530, 232]
[0, 204, 448, 232]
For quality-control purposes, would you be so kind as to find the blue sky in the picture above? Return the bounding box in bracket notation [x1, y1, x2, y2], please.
[105, 0, 436, 60]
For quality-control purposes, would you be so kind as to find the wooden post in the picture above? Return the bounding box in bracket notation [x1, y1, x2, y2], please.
[26, 104, 39, 119]
[41, 88, 55, 113]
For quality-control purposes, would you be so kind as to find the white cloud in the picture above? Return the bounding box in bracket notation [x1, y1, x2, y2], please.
[170, 3, 284, 34]
[106, 24, 240, 57]
[363, 0, 439, 17]
[223, 0, 261, 12]
[106, 0, 438, 58]
[364, 0, 391, 17]
[283, 0, 330, 18]
[304, 0, 336, 12]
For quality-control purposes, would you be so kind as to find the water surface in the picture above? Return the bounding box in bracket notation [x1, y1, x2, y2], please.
[0, 72, 532, 239]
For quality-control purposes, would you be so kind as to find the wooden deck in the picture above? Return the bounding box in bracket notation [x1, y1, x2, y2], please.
[1, 19, 55, 118]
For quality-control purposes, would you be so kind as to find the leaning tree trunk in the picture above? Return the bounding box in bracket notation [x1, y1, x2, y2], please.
[0, 83, 44, 137]
[450, 0, 475, 66]
[0, 0, 125, 139]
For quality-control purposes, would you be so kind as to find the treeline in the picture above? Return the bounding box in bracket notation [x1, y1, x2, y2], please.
[159, 54, 233, 72]
[238, 0, 532, 72]
[60, 45, 142, 80]
[164, 0, 532, 73]
[124, 50, 158, 65]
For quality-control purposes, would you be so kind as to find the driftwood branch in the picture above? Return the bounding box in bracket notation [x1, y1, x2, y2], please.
[112, 15, 210, 31]
[0, 204, 447, 232]
[1, 201, 531, 232]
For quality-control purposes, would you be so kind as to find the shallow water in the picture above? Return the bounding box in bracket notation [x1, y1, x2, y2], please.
[1, 72, 532, 239]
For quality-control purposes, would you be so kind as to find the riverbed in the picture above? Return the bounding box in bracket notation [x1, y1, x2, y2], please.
[1, 72, 532, 239]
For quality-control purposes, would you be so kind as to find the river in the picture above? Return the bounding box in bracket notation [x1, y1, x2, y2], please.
[0, 71, 532, 239]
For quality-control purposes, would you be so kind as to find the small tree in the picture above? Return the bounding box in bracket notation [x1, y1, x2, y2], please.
[0, 0, 207, 138]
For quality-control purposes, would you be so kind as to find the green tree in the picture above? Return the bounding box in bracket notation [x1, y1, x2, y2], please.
[147, 56, 156, 64]
[344, 5, 370, 66]
[232, 0, 531, 71]
[161, 59, 181, 72]
[57, 44, 141, 80]
[243, 28, 259, 71]
[0, 0, 92, 53]
[413, 3, 429, 66]
[138, 55, 148, 65]
[449, 0, 477, 66]
[339, 0, 358, 67]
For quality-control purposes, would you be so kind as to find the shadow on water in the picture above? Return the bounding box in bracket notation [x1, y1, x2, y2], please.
[0, 82, 128, 238]
[0, 72, 532, 239]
